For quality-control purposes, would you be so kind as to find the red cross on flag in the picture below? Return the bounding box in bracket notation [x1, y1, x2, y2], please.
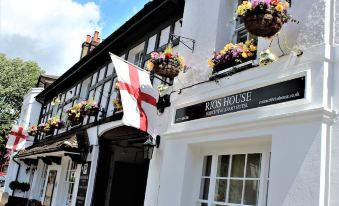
[5, 125, 28, 152]
[110, 53, 158, 138]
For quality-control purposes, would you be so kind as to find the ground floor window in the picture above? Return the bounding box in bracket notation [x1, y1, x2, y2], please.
[39, 164, 48, 200]
[198, 147, 270, 206]
[64, 160, 78, 206]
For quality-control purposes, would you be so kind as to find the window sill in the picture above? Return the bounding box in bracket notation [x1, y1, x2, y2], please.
[209, 60, 257, 80]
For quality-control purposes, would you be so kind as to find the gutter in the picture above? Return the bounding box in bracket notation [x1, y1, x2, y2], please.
[12, 157, 21, 196]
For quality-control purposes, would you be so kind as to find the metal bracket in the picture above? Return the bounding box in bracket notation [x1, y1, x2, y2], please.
[170, 34, 195, 53]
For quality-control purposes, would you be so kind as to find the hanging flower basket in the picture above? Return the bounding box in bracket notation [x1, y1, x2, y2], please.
[38, 123, 54, 135]
[27, 125, 38, 136]
[81, 100, 100, 116]
[147, 45, 186, 79]
[237, 0, 290, 37]
[47, 116, 65, 130]
[153, 63, 181, 79]
[66, 103, 84, 126]
[69, 115, 84, 126]
[208, 39, 257, 73]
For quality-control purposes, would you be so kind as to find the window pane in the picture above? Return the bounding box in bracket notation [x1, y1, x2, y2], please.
[202, 155, 212, 176]
[91, 72, 98, 86]
[98, 81, 111, 119]
[88, 90, 95, 100]
[244, 180, 259, 205]
[199, 178, 210, 200]
[229, 180, 243, 204]
[246, 153, 261, 178]
[127, 42, 145, 67]
[216, 155, 229, 177]
[214, 179, 227, 202]
[106, 62, 114, 77]
[98, 66, 106, 82]
[66, 87, 75, 100]
[237, 28, 248, 43]
[75, 83, 81, 96]
[173, 19, 182, 36]
[159, 26, 170, 47]
[94, 86, 102, 103]
[231, 154, 245, 177]
[147, 34, 157, 54]
[80, 77, 91, 100]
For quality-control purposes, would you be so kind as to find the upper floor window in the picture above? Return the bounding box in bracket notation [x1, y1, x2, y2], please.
[159, 26, 171, 48]
[235, 0, 256, 43]
[128, 42, 145, 67]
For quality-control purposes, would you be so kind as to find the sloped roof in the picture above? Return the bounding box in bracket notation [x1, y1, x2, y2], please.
[16, 135, 80, 158]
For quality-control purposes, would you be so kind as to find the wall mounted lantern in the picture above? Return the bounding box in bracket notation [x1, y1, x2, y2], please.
[143, 135, 160, 160]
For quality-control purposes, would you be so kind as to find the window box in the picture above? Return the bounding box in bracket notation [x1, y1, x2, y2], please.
[210, 60, 256, 80]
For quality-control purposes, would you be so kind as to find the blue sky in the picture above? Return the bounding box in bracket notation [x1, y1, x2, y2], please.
[75, 0, 151, 39]
[0, 0, 151, 75]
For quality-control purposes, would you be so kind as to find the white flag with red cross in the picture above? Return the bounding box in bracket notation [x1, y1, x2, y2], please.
[110, 53, 158, 138]
[5, 125, 28, 152]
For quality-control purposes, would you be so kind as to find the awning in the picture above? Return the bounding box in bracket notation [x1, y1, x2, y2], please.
[16, 134, 86, 158]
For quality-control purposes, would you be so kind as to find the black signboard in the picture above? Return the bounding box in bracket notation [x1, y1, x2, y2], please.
[75, 162, 91, 206]
[175, 77, 305, 123]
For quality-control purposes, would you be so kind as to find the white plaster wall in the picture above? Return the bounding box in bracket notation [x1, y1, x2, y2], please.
[175, 0, 331, 87]
[19, 88, 43, 128]
[175, 0, 225, 87]
[3, 88, 43, 197]
[155, 0, 338, 204]
[157, 119, 328, 206]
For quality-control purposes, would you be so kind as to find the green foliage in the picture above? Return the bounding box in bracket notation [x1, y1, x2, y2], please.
[0, 53, 44, 164]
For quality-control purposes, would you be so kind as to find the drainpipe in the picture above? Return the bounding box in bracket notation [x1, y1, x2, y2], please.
[12, 157, 21, 196]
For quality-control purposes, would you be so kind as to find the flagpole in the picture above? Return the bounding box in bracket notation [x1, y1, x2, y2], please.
[109, 52, 172, 85]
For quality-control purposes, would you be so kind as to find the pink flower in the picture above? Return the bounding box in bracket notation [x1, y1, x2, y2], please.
[151, 52, 159, 59]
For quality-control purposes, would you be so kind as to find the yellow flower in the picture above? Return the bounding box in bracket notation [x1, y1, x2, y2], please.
[284, 2, 289, 9]
[146, 60, 154, 71]
[237, 7, 245, 16]
[208, 59, 215, 69]
[250, 45, 257, 52]
[220, 49, 227, 55]
[276, 3, 284, 12]
[242, 52, 248, 58]
[244, 1, 252, 10]
[224, 43, 232, 51]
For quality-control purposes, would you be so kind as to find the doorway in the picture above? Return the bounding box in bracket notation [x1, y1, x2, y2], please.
[92, 126, 150, 206]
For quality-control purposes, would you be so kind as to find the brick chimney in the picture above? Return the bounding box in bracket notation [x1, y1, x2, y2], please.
[80, 31, 101, 59]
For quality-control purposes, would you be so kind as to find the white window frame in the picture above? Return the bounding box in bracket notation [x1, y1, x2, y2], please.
[234, 0, 251, 43]
[41, 165, 61, 206]
[63, 160, 79, 206]
[197, 144, 271, 206]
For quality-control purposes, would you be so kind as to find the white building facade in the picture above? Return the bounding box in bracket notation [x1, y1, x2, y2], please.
[3, 88, 43, 199]
[151, 0, 339, 205]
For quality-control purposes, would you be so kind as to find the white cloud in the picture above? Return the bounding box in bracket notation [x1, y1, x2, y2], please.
[0, 0, 102, 75]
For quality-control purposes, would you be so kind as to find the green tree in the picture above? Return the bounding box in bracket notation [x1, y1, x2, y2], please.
[0, 53, 44, 165]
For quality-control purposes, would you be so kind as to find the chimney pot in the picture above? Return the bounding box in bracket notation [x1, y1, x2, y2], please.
[93, 31, 99, 43]
[86, 35, 91, 43]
